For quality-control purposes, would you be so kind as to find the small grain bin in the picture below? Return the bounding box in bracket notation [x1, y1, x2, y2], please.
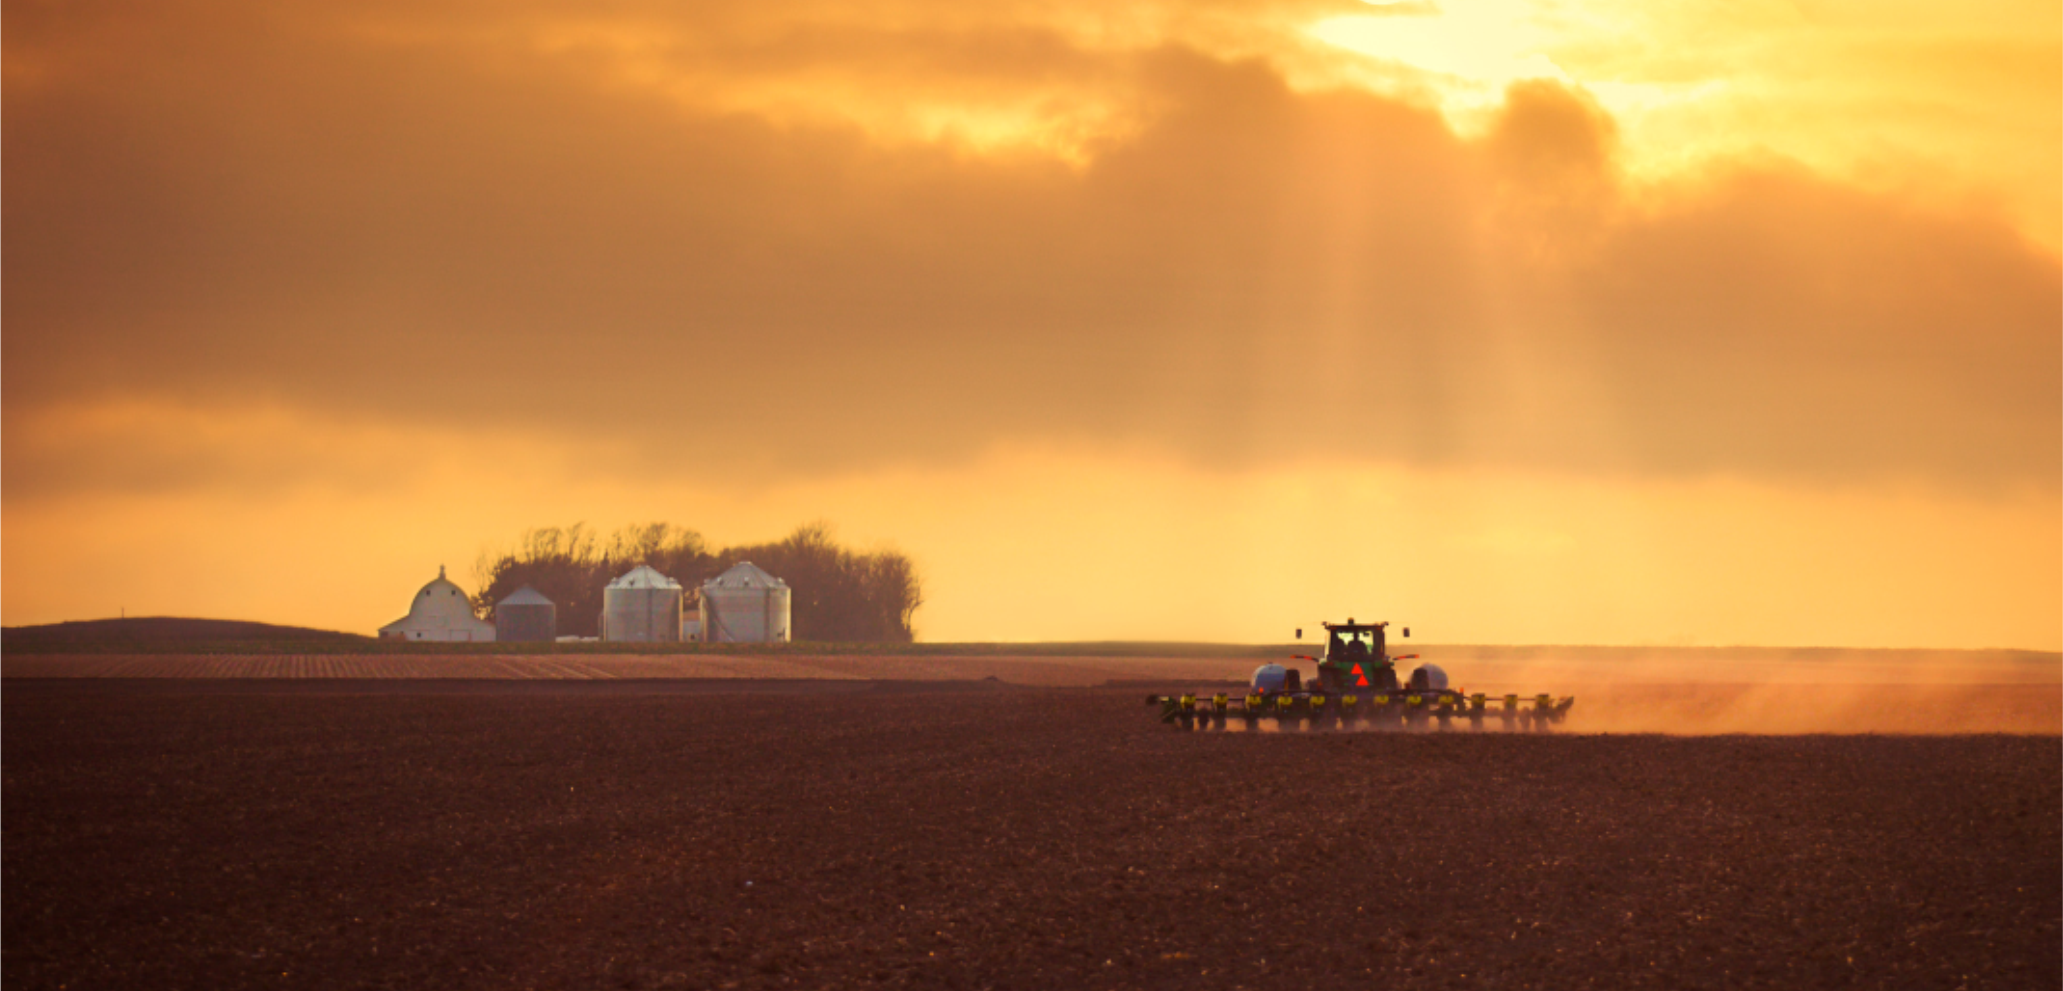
[700, 561, 791, 643]
[494, 585, 557, 643]
[601, 565, 683, 643]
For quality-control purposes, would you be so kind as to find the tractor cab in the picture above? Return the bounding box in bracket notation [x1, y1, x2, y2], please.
[1316, 620, 1404, 694]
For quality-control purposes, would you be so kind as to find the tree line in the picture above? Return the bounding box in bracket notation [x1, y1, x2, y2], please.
[471, 522, 922, 642]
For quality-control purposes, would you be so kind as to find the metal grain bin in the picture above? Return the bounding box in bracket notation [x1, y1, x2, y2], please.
[601, 565, 683, 642]
[700, 561, 791, 643]
[494, 585, 557, 643]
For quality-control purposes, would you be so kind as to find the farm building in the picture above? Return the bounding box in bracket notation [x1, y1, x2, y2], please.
[700, 561, 791, 643]
[682, 592, 703, 642]
[601, 565, 683, 642]
[493, 585, 557, 643]
[378, 566, 496, 642]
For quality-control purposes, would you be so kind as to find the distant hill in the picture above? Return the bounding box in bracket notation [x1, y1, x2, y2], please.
[3, 617, 369, 649]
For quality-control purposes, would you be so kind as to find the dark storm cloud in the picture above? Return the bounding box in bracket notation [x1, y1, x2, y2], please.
[4, 0, 2056, 499]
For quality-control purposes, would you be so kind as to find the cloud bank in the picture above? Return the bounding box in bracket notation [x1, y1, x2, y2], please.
[7, 0, 2055, 501]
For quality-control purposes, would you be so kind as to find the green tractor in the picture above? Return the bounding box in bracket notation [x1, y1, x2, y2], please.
[1148, 619, 1575, 732]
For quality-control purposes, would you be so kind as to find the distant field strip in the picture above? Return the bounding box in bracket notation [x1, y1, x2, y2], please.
[0, 653, 1259, 684]
[1, 654, 847, 680]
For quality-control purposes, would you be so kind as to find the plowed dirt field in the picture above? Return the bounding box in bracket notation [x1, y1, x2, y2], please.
[5, 680, 2057, 991]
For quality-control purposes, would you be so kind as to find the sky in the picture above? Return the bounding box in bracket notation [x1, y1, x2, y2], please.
[4, 0, 2058, 648]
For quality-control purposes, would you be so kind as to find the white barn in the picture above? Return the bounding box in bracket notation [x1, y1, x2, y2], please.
[378, 566, 496, 642]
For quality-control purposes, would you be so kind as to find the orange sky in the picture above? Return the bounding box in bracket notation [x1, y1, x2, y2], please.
[5, 0, 2058, 647]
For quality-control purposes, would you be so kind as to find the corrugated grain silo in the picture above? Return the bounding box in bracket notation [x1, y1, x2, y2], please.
[700, 561, 791, 643]
[494, 585, 557, 643]
[602, 565, 683, 642]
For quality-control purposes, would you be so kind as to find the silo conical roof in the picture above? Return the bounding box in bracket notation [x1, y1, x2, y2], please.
[607, 565, 681, 589]
[705, 561, 787, 589]
[497, 584, 555, 607]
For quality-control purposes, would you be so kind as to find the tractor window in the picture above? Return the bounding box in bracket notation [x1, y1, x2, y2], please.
[1329, 630, 1374, 659]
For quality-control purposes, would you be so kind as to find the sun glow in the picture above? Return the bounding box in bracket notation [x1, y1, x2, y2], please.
[1305, 0, 2060, 249]
[1308, 5, 1567, 95]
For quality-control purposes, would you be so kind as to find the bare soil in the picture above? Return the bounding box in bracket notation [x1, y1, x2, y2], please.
[4, 679, 2057, 990]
